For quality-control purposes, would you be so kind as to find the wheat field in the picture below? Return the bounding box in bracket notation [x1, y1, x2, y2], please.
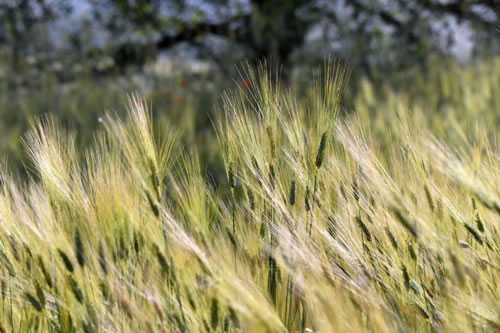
[0, 59, 499, 332]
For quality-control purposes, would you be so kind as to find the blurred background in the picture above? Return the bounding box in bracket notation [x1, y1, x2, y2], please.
[0, 0, 499, 175]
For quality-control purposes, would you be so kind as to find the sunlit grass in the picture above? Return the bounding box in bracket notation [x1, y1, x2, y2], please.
[0, 59, 498, 332]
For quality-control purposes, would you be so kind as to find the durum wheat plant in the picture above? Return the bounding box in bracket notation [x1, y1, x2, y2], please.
[0, 59, 499, 332]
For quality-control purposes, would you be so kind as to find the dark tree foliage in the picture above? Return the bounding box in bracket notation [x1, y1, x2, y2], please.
[1, 0, 499, 71]
[93, 0, 499, 68]
[0, 0, 70, 69]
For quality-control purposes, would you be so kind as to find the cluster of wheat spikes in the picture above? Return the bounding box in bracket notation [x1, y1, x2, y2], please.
[0, 61, 499, 333]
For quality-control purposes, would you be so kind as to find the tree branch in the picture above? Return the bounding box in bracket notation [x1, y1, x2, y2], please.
[423, 1, 498, 30]
[156, 15, 250, 50]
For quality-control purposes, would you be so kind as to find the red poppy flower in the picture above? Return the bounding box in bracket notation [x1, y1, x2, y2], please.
[242, 79, 251, 88]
